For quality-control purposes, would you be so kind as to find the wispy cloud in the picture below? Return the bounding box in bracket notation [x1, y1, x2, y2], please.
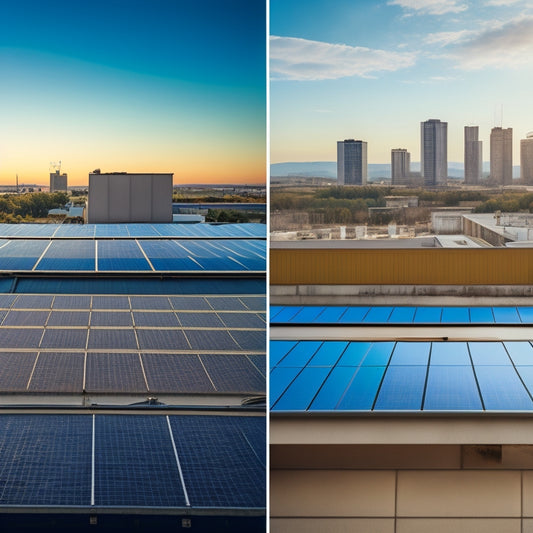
[387, 0, 468, 15]
[424, 30, 477, 46]
[485, 0, 523, 5]
[454, 15, 533, 69]
[270, 36, 416, 81]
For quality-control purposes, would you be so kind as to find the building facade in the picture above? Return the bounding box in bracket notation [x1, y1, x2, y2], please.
[421, 119, 447, 187]
[521, 132, 533, 184]
[49, 170, 68, 192]
[87, 172, 173, 223]
[391, 148, 410, 186]
[490, 127, 513, 185]
[337, 139, 367, 186]
[464, 126, 482, 184]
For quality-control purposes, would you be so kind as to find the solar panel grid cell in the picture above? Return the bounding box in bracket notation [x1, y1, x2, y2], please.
[200, 354, 265, 393]
[85, 353, 147, 393]
[0, 352, 37, 391]
[28, 352, 84, 392]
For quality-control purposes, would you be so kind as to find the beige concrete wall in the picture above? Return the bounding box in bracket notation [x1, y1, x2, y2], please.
[271, 468, 531, 533]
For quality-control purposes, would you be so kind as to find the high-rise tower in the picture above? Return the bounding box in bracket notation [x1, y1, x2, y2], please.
[490, 127, 512, 185]
[464, 126, 482, 184]
[521, 132, 533, 185]
[391, 148, 410, 186]
[337, 139, 367, 186]
[421, 119, 447, 186]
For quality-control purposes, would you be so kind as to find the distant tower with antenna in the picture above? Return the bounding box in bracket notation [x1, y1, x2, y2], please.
[49, 161, 68, 192]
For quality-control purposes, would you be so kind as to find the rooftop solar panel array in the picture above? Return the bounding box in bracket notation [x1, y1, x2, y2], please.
[0, 222, 266, 240]
[0, 413, 265, 510]
[271, 305, 533, 324]
[270, 340, 533, 411]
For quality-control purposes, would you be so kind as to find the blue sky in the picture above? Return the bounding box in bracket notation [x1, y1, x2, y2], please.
[0, 0, 266, 185]
[270, 0, 533, 165]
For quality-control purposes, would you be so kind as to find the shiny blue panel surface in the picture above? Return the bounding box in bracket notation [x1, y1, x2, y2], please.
[518, 307, 533, 324]
[388, 307, 416, 323]
[363, 307, 393, 323]
[275, 341, 322, 367]
[290, 306, 326, 323]
[272, 367, 331, 411]
[308, 366, 358, 410]
[513, 366, 533, 398]
[36, 241, 95, 271]
[269, 367, 302, 407]
[339, 307, 370, 323]
[469, 342, 512, 365]
[270, 341, 297, 368]
[270, 306, 301, 322]
[424, 365, 482, 410]
[374, 365, 427, 410]
[314, 306, 348, 323]
[336, 366, 387, 410]
[475, 365, 533, 410]
[337, 342, 373, 366]
[505, 342, 533, 366]
[469, 307, 494, 323]
[389, 342, 430, 365]
[441, 307, 469, 323]
[430, 342, 471, 365]
[413, 307, 442, 323]
[361, 342, 395, 366]
[492, 307, 521, 323]
[97, 240, 150, 271]
[308, 341, 348, 366]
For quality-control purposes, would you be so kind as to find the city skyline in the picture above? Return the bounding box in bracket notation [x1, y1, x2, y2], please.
[270, 0, 533, 166]
[0, 0, 266, 186]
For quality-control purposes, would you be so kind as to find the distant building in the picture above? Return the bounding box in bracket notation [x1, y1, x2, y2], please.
[490, 127, 513, 185]
[337, 139, 367, 186]
[464, 126, 482, 184]
[391, 148, 411, 185]
[86, 171, 173, 223]
[49, 170, 68, 192]
[520, 132, 533, 184]
[421, 119, 447, 186]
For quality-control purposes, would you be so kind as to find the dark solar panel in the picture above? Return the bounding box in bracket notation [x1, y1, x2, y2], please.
[95, 415, 187, 507]
[13, 294, 54, 309]
[90, 311, 133, 327]
[47, 311, 90, 327]
[169, 296, 211, 310]
[374, 365, 427, 410]
[85, 353, 147, 393]
[91, 296, 130, 309]
[28, 352, 84, 392]
[200, 355, 265, 393]
[185, 329, 241, 351]
[2, 310, 50, 326]
[130, 296, 172, 310]
[176, 312, 225, 328]
[0, 240, 47, 271]
[231, 330, 266, 351]
[206, 297, 249, 311]
[0, 352, 37, 391]
[87, 329, 138, 350]
[0, 294, 17, 308]
[97, 240, 151, 271]
[52, 295, 92, 309]
[142, 353, 215, 393]
[40, 328, 88, 350]
[239, 296, 266, 311]
[0, 328, 43, 349]
[133, 312, 180, 327]
[36, 240, 95, 271]
[169, 415, 266, 508]
[0, 415, 92, 505]
[137, 329, 190, 350]
[247, 354, 266, 376]
[218, 312, 266, 329]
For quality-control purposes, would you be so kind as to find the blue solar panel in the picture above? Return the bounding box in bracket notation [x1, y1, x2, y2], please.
[53, 295, 92, 309]
[337, 366, 387, 410]
[97, 240, 151, 271]
[95, 415, 186, 507]
[518, 307, 533, 324]
[313, 306, 348, 323]
[0, 328, 43, 348]
[239, 296, 266, 311]
[388, 306, 416, 323]
[309, 366, 359, 410]
[0, 352, 37, 391]
[138, 240, 204, 271]
[270, 340, 297, 368]
[337, 342, 372, 366]
[424, 365, 482, 410]
[505, 341, 533, 365]
[3, 310, 50, 326]
[133, 311, 179, 327]
[272, 307, 302, 322]
[339, 306, 370, 323]
[13, 294, 54, 309]
[374, 365, 427, 410]
[28, 352, 84, 392]
[469, 342, 511, 365]
[168, 415, 265, 508]
[469, 307, 494, 323]
[88, 329, 138, 350]
[0, 415, 92, 505]
[430, 342, 471, 365]
[0, 240, 47, 271]
[308, 341, 348, 366]
[413, 307, 442, 323]
[492, 307, 521, 323]
[475, 365, 533, 410]
[218, 312, 265, 329]
[85, 353, 147, 392]
[177, 312, 225, 327]
[137, 329, 189, 350]
[441, 307, 470, 323]
[0, 294, 17, 308]
[36, 240, 95, 271]
[47, 311, 90, 326]
[275, 341, 322, 367]
[289, 306, 326, 323]
[389, 342, 430, 365]
[92, 295, 130, 309]
[130, 296, 172, 310]
[363, 306, 393, 323]
[169, 296, 211, 310]
[186, 329, 241, 351]
[206, 296, 249, 311]
[91, 311, 133, 326]
[270, 367, 302, 406]
[41, 329, 88, 349]
[361, 342, 395, 366]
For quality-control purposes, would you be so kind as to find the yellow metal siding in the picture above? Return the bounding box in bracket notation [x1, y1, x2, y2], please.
[270, 248, 533, 285]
